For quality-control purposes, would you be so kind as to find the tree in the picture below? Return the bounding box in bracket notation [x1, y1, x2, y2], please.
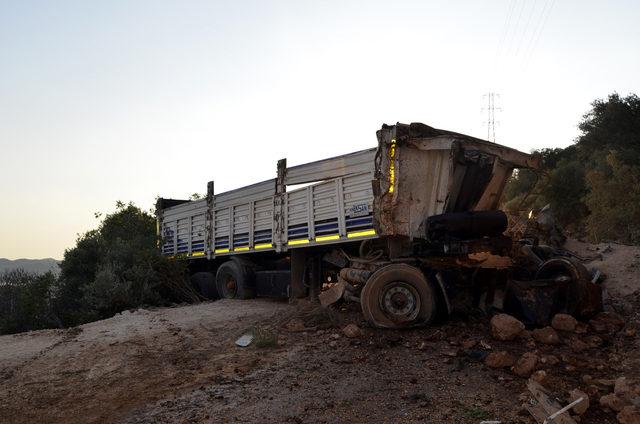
[0, 270, 57, 334]
[55, 202, 196, 326]
[585, 153, 640, 244]
[577, 93, 640, 165]
[502, 92, 640, 241]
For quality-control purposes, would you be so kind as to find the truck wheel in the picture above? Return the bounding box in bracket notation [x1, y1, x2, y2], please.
[360, 264, 437, 329]
[190, 272, 218, 299]
[216, 260, 255, 299]
[535, 257, 602, 318]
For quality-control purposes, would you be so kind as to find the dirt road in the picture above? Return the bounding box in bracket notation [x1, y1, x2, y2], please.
[0, 300, 292, 424]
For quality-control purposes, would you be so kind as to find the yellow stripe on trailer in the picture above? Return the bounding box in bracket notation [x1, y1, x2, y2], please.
[315, 234, 340, 242]
[347, 229, 376, 238]
[388, 138, 396, 193]
[191, 252, 205, 257]
[234, 246, 250, 252]
[214, 248, 230, 254]
[255, 243, 273, 249]
[288, 239, 310, 246]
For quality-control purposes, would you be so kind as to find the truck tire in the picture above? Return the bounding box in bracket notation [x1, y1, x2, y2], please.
[190, 272, 218, 299]
[360, 264, 437, 329]
[216, 260, 255, 299]
[535, 257, 602, 318]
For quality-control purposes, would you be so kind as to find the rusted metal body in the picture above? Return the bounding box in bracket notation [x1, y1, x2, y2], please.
[373, 123, 538, 241]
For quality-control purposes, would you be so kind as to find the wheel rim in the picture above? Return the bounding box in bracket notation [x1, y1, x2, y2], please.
[379, 281, 421, 323]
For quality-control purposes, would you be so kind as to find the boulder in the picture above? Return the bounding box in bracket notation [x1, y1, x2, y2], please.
[342, 323, 362, 338]
[532, 327, 561, 345]
[485, 351, 516, 368]
[490, 314, 525, 341]
[600, 393, 626, 412]
[569, 388, 590, 415]
[552, 314, 578, 332]
[513, 352, 538, 377]
[618, 406, 640, 424]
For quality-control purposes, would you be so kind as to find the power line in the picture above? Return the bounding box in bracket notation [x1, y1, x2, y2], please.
[514, 0, 537, 58]
[522, 0, 550, 64]
[493, 0, 517, 71]
[523, 0, 556, 68]
[505, 0, 526, 57]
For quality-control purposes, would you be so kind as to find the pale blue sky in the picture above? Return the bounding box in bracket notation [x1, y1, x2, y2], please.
[1, 0, 638, 259]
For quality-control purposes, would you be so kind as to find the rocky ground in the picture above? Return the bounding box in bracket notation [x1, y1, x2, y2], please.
[1, 240, 639, 424]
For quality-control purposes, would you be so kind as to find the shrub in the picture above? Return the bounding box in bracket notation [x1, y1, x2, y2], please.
[55, 202, 198, 326]
[585, 153, 640, 244]
[0, 270, 57, 334]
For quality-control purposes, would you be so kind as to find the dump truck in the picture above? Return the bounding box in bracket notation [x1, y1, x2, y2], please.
[157, 122, 602, 328]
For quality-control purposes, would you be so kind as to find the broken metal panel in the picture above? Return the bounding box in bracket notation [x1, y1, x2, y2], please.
[475, 160, 514, 211]
[374, 122, 536, 240]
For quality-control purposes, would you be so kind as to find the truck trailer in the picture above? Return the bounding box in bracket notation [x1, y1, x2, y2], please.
[157, 122, 601, 328]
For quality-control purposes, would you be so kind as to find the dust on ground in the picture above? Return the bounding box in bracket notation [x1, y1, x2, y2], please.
[1, 240, 639, 424]
[565, 238, 640, 297]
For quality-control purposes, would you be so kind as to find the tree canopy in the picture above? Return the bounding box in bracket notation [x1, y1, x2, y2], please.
[503, 93, 640, 244]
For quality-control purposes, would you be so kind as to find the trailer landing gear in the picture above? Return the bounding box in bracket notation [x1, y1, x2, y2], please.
[360, 264, 437, 329]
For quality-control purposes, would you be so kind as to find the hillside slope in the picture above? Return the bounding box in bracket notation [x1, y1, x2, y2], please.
[0, 258, 60, 275]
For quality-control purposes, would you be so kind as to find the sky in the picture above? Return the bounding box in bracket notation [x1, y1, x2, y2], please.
[1, 0, 638, 260]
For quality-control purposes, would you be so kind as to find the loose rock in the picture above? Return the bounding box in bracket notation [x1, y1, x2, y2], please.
[461, 339, 477, 349]
[600, 393, 626, 412]
[485, 351, 516, 368]
[618, 406, 640, 424]
[567, 336, 589, 353]
[490, 314, 525, 341]
[532, 327, 561, 345]
[575, 322, 589, 334]
[540, 354, 560, 366]
[569, 388, 590, 415]
[552, 314, 578, 332]
[342, 324, 362, 338]
[616, 377, 631, 394]
[513, 352, 538, 377]
[531, 370, 547, 383]
[285, 318, 306, 333]
[590, 312, 625, 334]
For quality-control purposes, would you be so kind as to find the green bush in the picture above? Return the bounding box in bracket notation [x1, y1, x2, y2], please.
[585, 153, 640, 244]
[0, 202, 200, 336]
[55, 202, 199, 327]
[502, 93, 640, 242]
[0, 270, 58, 334]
